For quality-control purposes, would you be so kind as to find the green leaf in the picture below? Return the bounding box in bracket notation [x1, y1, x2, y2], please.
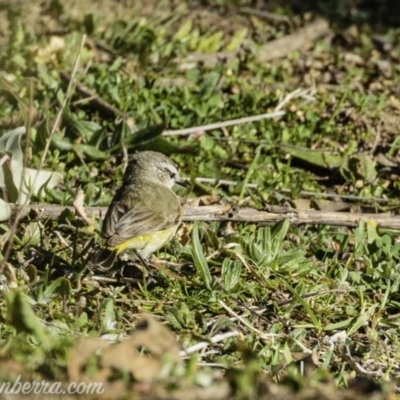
[239, 144, 262, 201]
[0, 198, 11, 221]
[271, 219, 290, 248]
[348, 154, 377, 182]
[366, 220, 380, 244]
[166, 308, 184, 330]
[283, 281, 322, 330]
[191, 222, 212, 290]
[0, 151, 19, 203]
[38, 277, 71, 303]
[280, 144, 344, 169]
[347, 305, 377, 336]
[59, 277, 72, 299]
[129, 123, 165, 146]
[21, 167, 63, 205]
[354, 220, 366, 258]
[109, 123, 165, 153]
[74, 312, 88, 329]
[73, 144, 108, 160]
[174, 20, 193, 41]
[221, 259, 242, 292]
[6, 290, 49, 344]
[102, 298, 116, 331]
[283, 341, 294, 365]
[51, 133, 73, 151]
[109, 56, 123, 71]
[34, 118, 51, 149]
[200, 71, 220, 99]
[197, 31, 223, 52]
[63, 110, 102, 142]
[0, 126, 25, 164]
[225, 28, 247, 51]
[323, 317, 353, 331]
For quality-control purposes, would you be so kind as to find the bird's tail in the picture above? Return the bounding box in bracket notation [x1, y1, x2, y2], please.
[89, 248, 118, 271]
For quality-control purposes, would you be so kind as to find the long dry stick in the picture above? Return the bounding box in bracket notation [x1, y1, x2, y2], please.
[37, 35, 87, 183]
[8, 203, 400, 229]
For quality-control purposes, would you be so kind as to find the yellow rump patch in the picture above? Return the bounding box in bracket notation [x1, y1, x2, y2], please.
[109, 226, 178, 258]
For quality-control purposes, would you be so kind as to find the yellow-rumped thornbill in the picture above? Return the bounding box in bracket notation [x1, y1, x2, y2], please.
[90, 151, 186, 271]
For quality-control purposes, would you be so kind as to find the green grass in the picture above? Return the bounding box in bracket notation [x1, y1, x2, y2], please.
[0, 0, 399, 399]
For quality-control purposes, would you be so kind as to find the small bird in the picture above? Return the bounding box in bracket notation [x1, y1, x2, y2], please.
[90, 151, 186, 271]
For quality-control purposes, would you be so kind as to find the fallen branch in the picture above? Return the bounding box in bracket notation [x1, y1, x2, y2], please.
[256, 18, 331, 62]
[8, 203, 400, 229]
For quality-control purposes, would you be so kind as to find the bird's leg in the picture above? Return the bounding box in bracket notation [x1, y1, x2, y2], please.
[133, 250, 154, 284]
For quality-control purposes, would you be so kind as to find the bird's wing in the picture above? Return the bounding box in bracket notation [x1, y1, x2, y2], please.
[102, 201, 180, 248]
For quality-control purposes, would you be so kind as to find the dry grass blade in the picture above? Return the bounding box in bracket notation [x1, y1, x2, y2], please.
[1, 34, 87, 266]
[163, 111, 285, 136]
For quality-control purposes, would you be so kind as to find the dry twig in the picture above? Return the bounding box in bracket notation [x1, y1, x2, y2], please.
[60, 71, 128, 119]
[180, 331, 240, 357]
[163, 111, 285, 136]
[73, 189, 99, 230]
[8, 203, 400, 229]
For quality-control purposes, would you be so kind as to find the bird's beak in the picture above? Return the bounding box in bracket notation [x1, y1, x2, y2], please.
[176, 177, 189, 187]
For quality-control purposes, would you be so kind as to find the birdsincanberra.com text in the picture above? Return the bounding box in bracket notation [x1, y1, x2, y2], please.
[0, 376, 105, 395]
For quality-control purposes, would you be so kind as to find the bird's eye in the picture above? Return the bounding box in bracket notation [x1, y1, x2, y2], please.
[165, 168, 176, 178]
